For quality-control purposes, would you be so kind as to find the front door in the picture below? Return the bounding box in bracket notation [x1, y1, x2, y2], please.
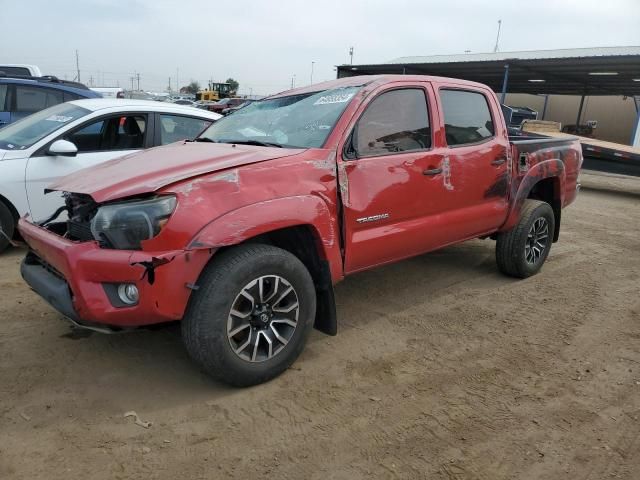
[339, 85, 454, 273]
[25, 114, 149, 221]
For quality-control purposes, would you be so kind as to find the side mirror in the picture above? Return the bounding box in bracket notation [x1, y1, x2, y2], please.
[48, 139, 78, 157]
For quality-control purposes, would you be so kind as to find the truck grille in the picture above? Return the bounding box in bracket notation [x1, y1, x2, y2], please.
[67, 220, 94, 241]
[64, 193, 98, 242]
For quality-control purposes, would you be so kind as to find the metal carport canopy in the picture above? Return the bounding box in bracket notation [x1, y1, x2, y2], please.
[336, 47, 640, 96]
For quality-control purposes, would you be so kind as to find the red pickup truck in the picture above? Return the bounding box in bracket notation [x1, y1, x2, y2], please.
[18, 75, 582, 386]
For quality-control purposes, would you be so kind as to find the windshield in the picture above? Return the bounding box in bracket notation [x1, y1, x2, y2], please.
[0, 103, 89, 150]
[198, 86, 360, 148]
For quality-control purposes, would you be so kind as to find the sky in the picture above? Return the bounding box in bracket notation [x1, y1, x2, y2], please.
[2, 0, 639, 96]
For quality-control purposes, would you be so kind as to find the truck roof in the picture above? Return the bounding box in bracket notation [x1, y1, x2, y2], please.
[268, 74, 493, 99]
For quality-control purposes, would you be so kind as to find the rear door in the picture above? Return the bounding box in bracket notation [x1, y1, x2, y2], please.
[25, 113, 151, 221]
[339, 83, 455, 273]
[433, 85, 510, 237]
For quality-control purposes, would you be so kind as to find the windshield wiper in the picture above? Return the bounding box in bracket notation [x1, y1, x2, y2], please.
[222, 139, 283, 148]
[192, 137, 216, 143]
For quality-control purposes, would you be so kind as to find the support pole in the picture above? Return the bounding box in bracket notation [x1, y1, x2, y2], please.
[631, 98, 640, 147]
[500, 64, 509, 104]
[541, 95, 549, 120]
[575, 95, 585, 129]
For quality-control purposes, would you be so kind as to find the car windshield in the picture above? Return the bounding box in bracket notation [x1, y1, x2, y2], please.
[198, 86, 360, 148]
[0, 103, 89, 150]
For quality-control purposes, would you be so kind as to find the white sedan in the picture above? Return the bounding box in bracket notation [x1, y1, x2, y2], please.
[0, 99, 221, 252]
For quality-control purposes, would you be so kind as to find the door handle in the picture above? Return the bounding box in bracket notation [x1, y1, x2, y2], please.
[423, 167, 442, 176]
[491, 158, 506, 166]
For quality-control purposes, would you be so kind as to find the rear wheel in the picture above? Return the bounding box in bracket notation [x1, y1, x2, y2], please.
[0, 202, 15, 253]
[182, 244, 316, 386]
[496, 199, 555, 278]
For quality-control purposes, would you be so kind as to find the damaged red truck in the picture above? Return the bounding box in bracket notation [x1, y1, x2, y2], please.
[18, 75, 582, 386]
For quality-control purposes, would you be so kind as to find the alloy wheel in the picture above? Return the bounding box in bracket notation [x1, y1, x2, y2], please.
[525, 217, 549, 265]
[227, 275, 299, 363]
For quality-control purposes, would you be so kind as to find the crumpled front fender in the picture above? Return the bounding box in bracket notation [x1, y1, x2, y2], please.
[187, 195, 344, 282]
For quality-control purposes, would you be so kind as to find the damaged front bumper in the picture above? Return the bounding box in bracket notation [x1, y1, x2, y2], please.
[18, 218, 213, 329]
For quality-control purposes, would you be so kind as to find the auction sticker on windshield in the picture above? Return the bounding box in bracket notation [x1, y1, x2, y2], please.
[314, 93, 354, 105]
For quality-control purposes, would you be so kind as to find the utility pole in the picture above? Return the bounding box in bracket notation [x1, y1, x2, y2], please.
[310, 61, 315, 85]
[75, 49, 81, 82]
[130, 76, 135, 91]
[176, 68, 179, 93]
[493, 20, 502, 53]
[168, 77, 171, 92]
[291, 74, 296, 89]
[136, 72, 140, 91]
[89, 75, 93, 86]
[349, 47, 354, 65]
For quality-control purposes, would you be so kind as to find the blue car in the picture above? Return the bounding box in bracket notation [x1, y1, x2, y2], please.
[0, 76, 100, 128]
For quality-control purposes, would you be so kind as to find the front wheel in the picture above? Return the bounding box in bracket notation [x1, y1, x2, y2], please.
[496, 199, 555, 278]
[182, 244, 316, 387]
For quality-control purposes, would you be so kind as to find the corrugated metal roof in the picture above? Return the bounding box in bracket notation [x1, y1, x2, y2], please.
[387, 46, 640, 65]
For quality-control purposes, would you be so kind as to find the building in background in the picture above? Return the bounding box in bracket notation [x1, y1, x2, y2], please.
[337, 47, 640, 146]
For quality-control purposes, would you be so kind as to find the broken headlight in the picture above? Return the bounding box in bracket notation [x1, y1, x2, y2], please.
[90, 196, 177, 250]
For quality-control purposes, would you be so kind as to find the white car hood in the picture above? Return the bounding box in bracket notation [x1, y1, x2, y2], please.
[0, 148, 30, 160]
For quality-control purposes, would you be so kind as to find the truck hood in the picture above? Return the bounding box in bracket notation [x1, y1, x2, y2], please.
[49, 142, 304, 203]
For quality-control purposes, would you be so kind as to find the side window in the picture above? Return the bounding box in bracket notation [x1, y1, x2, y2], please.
[0, 67, 31, 76]
[15, 86, 63, 112]
[440, 89, 495, 146]
[159, 114, 212, 145]
[64, 115, 147, 152]
[354, 88, 430, 157]
[65, 120, 106, 152]
[0, 85, 7, 110]
[63, 92, 82, 102]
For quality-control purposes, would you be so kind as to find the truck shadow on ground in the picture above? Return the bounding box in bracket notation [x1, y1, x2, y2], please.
[28, 239, 510, 407]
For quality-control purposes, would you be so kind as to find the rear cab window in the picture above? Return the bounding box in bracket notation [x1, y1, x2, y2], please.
[439, 89, 495, 146]
[15, 85, 63, 113]
[159, 114, 212, 145]
[0, 84, 8, 110]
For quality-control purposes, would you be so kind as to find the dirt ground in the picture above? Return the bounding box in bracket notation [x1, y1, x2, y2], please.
[1, 171, 639, 480]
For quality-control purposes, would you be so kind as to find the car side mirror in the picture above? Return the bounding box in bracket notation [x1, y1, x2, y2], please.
[48, 140, 78, 157]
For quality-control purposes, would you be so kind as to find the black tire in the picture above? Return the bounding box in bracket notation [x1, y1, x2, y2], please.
[182, 244, 316, 387]
[496, 199, 555, 278]
[0, 201, 15, 253]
